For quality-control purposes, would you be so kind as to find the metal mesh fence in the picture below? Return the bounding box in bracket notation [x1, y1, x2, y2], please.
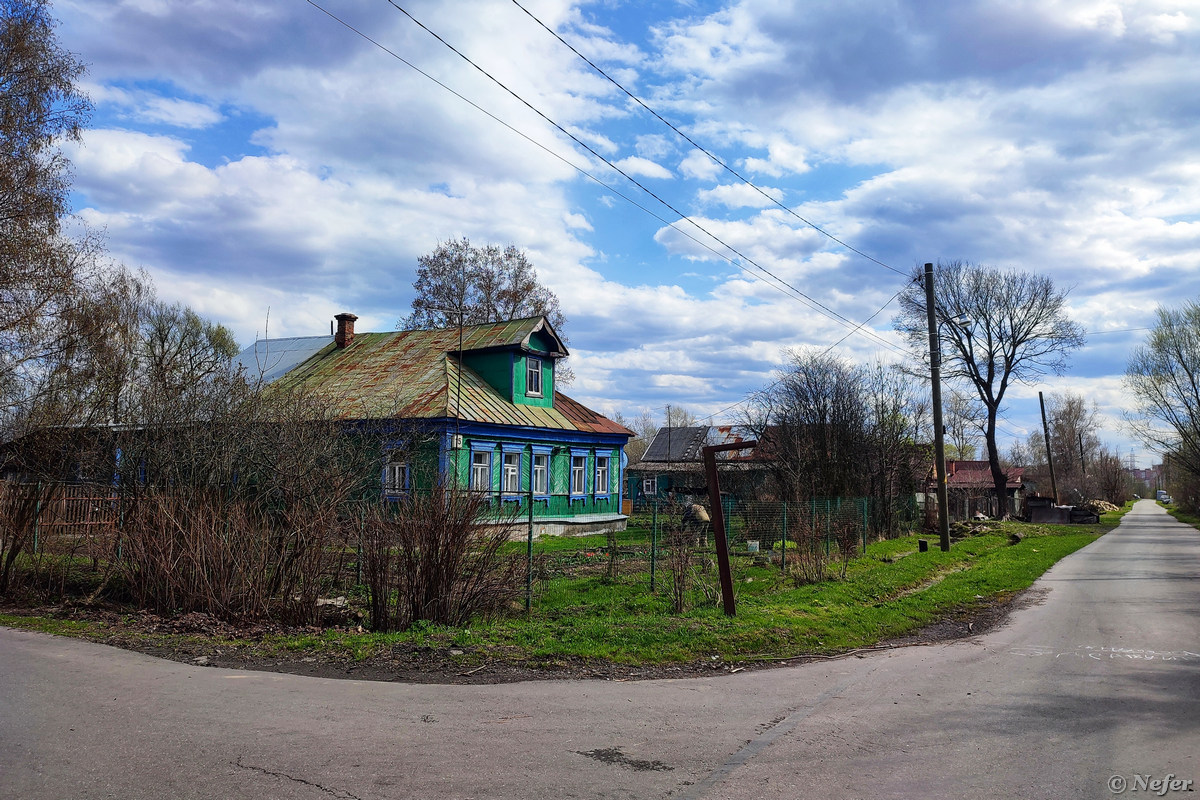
[2, 479, 920, 619]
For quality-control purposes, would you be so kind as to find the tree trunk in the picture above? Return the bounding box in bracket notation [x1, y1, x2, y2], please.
[984, 415, 1010, 519]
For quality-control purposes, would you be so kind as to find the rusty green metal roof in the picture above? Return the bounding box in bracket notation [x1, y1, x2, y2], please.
[267, 317, 630, 436]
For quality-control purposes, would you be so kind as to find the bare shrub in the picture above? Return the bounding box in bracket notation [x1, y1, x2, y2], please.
[119, 491, 275, 619]
[0, 480, 55, 594]
[604, 527, 620, 580]
[663, 527, 693, 613]
[787, 515, 831, 586]
[362, 487, 523, 633]
[832, 518, 861, 580]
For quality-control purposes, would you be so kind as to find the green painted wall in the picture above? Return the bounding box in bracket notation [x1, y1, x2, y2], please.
[512, 353, 554, 408]
[461, 349, 555, 408]
[462, 351, 512, 398]
[528, 329, 556, 353]
[437, 438, 622, 519]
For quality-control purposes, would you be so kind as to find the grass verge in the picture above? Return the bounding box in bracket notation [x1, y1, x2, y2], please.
[1, 507, 1131, 671]
[1165, 505, 1200, 528]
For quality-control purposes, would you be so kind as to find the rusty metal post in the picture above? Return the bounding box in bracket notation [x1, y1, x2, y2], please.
[702, 440, 757, 617]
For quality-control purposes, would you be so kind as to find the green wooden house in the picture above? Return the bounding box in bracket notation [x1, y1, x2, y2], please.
[234, 314, 632, 536]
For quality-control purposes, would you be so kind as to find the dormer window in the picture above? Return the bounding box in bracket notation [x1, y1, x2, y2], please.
[526, 357, 543, 397]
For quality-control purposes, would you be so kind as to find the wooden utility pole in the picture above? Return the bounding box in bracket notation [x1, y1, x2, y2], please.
[924, 263, 951, 552]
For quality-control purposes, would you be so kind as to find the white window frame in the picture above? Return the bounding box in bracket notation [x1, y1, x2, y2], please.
[384, 462, 409, 493]
[526, 357, 543, 397]
[470, 450, 491, 492]
[642, 476, 658, 496]
[570, 454, 588, 496]
[502, 451, 521, 494]
[595, 455, 610, 496]
[532, 452, 549, 496]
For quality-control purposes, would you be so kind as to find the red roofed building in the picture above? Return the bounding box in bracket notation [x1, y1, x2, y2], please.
[928, 460, 1026, 520]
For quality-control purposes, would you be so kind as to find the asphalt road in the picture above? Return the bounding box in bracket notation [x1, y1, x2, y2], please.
[2, 499, 1197, 799]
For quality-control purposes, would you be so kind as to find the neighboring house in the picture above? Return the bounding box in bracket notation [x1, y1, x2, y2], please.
[234, 313, 632, 536]
[626, 425, 760, 506]
[926, 460, 1025, 520]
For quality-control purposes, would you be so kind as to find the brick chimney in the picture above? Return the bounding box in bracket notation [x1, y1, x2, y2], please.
[334, 313, 358, 348]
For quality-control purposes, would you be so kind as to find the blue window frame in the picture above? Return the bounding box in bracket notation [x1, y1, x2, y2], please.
[569, 448, 590, 497]
[501, 443, 525, 498]
[595, 455, 610, 496]
[469, 444, 493, 492]
[531, 445, 552, 498]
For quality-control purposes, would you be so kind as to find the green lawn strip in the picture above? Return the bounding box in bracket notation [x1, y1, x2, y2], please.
[428, 528, 1102, 665]
[1, 516, 1118, 669]
[0, 612, 101, 637]
[1165, 506, 1200, 528]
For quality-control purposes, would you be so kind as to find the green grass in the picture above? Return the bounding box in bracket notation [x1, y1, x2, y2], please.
[0, 613, 100, 637]
[484, 527, 1101, 663]
[1166, 506, 1200, 527]
[1, 509, 1130, 668]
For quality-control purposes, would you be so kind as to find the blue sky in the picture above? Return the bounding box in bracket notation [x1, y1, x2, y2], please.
[53, 0, 1200, 466]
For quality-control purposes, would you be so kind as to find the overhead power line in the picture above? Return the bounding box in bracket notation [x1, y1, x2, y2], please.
[704, 288, 908, 423]
[301, 3, 781, 293]
[306, 0, 907, 356]
[372, 0, 911, 358]
[507, 0, 908, 279]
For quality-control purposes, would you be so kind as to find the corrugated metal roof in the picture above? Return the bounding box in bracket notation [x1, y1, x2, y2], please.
[232, 336, 334, 384]
[247, 317, 630, 436]
[642, 426, 710, 462]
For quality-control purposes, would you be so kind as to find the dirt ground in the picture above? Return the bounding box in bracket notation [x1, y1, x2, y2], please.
[0, 590, 1038, 685]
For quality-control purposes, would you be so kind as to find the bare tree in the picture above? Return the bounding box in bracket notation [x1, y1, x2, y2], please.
[1045, 391, 1102, 502]
[1126, 300, 1200, 482]
[402, 238, 566, 331]
[895, 261, 1085, 518]
[401, 237, 571, 383]
[663, 405, 702, 429]
[140, 300, 240, 402]
[1091, 447, 1134, 506]
[0, 0, 88, 240]
[944, 390, 983, 460]
[744, 350, 925, 537]
[861, 360, 928, 535]
[613, 409, 656, 464]
[745, 349, 867, 501]
[0, 0, 94, 419]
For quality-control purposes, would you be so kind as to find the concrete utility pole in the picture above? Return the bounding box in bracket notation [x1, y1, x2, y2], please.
[1040, 391, 1059, 504]
[924, 263, 951, 552]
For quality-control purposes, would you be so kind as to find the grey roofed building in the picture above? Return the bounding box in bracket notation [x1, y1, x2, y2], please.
[231, 335, 334, 384]
[640, 426, 711, 463]
[626, 426, 764, 506]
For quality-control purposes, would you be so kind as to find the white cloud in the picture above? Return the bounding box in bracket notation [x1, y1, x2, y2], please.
[140, 96, 224, 128]
[49, 0, 1200, 462]
[86, 83, 225, 128]
[612, 155, 673, 179]
[679, 150, 722, 180]
[696, 182, 783, 209]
